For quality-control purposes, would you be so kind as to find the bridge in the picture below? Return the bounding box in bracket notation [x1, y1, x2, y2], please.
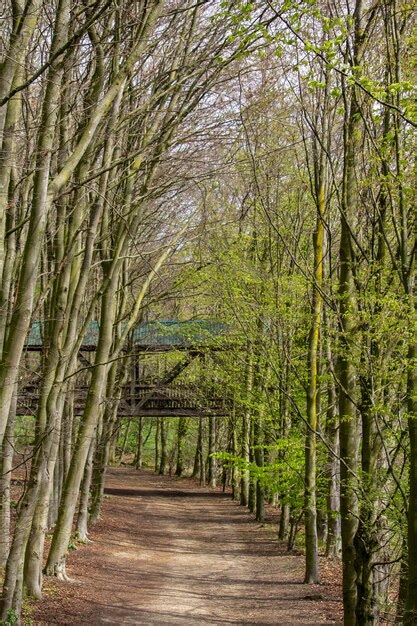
[17, 320, 231, 418]
[17, 384, 229, 418]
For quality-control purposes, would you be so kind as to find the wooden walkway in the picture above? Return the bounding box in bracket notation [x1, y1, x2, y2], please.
[16, 384, 228, 417]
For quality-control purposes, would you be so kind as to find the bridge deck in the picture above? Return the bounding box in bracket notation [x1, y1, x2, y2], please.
[16, 385, 229, 417]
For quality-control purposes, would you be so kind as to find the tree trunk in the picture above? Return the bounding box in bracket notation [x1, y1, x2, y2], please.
[208, 415, 216, 488]
[159, 419, 168, 475]
[76, 436, 95, 543]
[0, 390, 16, 567]
[89, 391, 118, 525]
[304, 181, 325, 584]
[254, 414, 264, 523]
[279, 504, 290, 541]
[240, 345, 253, 506]
[248, 422, 256, 514]
[405, 341, 417, 624]
[119, 419, 131, 464]
[135, 417, 144, 469]
[338, 139, 359, 626]
[192, 418, 202, 478]
[175, 417, 187, 477]
[154, 418, 160, 472]
[198, 419, 205, 486]
[24, 391, 65, 600]
[325, 385, 341, 558]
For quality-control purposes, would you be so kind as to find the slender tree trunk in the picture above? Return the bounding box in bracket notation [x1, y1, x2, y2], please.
[135, 417, 144, 469]
[0, 60, 25, 352]
[154, 419, 160, 472]
[254, 414, 264, 523]
[240, 345, 253, 506]
[279, 504, 290, 541]
[248, 421, 256, 514]
[48, 429, 64, 529]
[89, 374, 118, 526]
[208, 415, 216, 488]
[288, 509, 302, 551]
[0, 4, 41, 308]
[175, 417, 187, 477]
[159, 419, 168, 475]
[304, 181, 325, 583]
[76, 435, 96, 542]
[231, 424, 237, 499]
[405, 340, 417, 624]
[278, 350, 290, 540]
[325, 375, 341, 558]
[0, 389, 16, 567]
[192, 418, 202, 478]
[338, 6, 368, 616]
[338, 115, 360, 626]
[199, 419, 205, 486]
[397, 537, 408, 622]
[119, 419, 131, 464]
[24, 390, 66, 599]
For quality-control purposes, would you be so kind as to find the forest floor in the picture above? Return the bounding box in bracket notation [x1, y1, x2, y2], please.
[32, 467, 343, 625]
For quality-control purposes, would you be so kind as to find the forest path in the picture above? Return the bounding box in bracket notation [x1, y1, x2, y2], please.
[34, 467, 342, 625]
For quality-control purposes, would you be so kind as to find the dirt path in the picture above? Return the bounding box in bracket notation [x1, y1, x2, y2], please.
[34, 468, 342, 625]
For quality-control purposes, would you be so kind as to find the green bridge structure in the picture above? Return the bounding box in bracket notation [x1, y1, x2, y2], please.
[18, 320, 231, 418]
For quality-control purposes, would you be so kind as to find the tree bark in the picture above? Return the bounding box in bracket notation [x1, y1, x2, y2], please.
[175, 417, 187, 477]
[76, 434, 96, 543]
[240, 345, 253, 506]
[304, 181, 325, 584]
[208, 415, 216, 488]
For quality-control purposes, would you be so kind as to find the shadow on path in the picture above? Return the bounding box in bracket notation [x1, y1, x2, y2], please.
[33, 467, 342, 625]
[104, 487, 229, 498]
